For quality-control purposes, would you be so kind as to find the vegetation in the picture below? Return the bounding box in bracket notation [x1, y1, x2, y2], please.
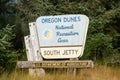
[0, 66, 120, 80]
[0, 24, 17, 74]
[0, 0, 120, 74]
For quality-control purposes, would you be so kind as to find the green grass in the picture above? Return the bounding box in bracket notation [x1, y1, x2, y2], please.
[0, 66, 120, 80]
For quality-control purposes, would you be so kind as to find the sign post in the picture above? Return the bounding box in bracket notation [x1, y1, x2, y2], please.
[24, 22, 45, 76]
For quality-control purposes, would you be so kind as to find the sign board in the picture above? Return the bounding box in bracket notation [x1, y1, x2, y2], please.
[17, 60, 94, 68]
[36, 14, 89, 59]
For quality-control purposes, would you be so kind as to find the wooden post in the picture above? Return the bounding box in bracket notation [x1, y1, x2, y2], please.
[29, 22, 45, 76]
[24, 36, 34, 61]
[67, 58, 78, 76]
[29, 22, 43, 61]
[24, 22, 45, 76]
[24, 36, 35, 76]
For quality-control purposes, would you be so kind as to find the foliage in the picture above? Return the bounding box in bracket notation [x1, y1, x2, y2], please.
[0, 0, 120, 71]
[0, 66, 120, 80]
[14, 0, 120, 63]
[0, 0, 17, 28]
[0, 24, 17, 74]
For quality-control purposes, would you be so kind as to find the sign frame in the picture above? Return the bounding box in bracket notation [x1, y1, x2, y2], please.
[36, 14, 89, 59]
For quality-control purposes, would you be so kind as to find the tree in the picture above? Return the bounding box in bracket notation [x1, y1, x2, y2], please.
[0, 0, 120, 69]
[15, 0, 120, 63]
[0, 0, 17, 28]
[0, 24, 17, 74]
[81, 0, 120, 63]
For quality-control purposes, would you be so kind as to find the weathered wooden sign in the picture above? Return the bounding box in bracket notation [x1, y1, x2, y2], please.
[36, 15, 89, 59]
[17, 60, 93, 68]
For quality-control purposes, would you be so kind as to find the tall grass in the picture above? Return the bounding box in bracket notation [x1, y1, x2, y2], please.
[0, 66, 119, 80]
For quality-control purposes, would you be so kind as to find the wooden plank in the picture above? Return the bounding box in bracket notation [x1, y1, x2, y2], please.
[24, 36, 36, 75]
[24, 36, 35, 61]
[29, 22, 43, 61]
[17, 60, 94, 69]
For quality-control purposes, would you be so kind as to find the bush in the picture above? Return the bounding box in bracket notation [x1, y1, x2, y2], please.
[0, 24, 18, 74]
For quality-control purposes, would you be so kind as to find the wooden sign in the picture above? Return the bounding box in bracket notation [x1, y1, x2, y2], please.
[17, 60, 94, 68]
[36, 14, 89, 59]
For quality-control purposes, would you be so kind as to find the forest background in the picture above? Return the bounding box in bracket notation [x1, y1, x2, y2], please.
[0, 0, 120, 74]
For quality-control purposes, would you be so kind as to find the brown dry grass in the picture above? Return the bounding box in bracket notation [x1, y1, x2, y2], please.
[0, 66, 120, 80]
